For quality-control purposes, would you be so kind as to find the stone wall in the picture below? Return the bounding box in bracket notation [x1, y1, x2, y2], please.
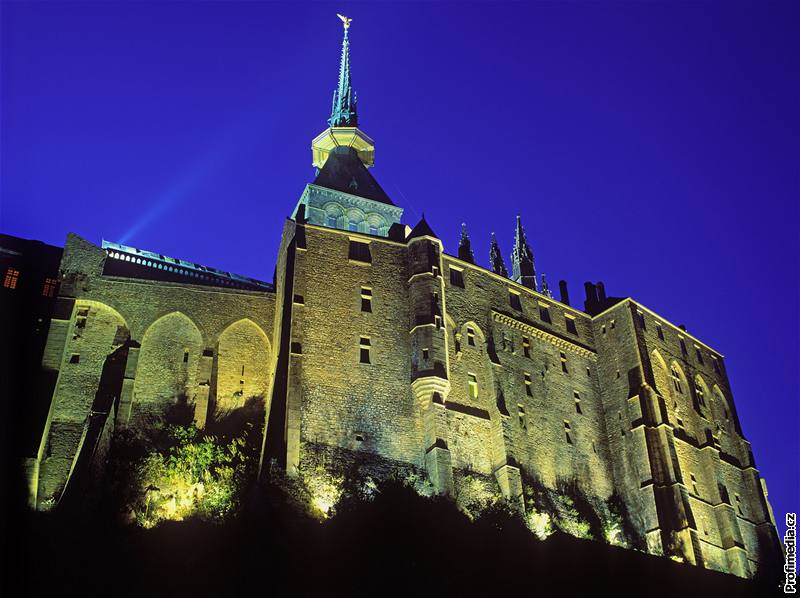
[28, 226, 779, 579]
[33, 234, 276, 508]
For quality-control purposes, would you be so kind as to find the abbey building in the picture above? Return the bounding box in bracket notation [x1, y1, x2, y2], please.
[10, 17, 780, 578]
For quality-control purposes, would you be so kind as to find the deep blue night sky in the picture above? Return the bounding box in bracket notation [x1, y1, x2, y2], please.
[2, 2, 797, 533]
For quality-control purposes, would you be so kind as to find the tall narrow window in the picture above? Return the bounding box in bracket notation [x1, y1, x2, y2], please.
[636, 311, 646, 330]
[575, 398, 582, 414]
[359, 336, 371, 364]
[735, 494, 743, 515]
[538, 303, 552, 324]
[565, 315, 577, 335]
[518, 405, 527, 430]
[564, 421, 573, 445]
[610, 319, 616, 330]
[348, 240, 372, 264]
[360, 287, 372, 312]
[468, 373, 478, 399]
[3, 268, 19, 289]
[509, 290, 522, 311]
[712, 356, 721, 374]
[695, 379, 706, 406]
[560, 351, 569, 374]
[42, 277, 58, 297]
[690, 473, 699, 496]
[466, 327, 475, 347]
[183, 351, 189, 363]
[522, 336, 530, 358]
[679, 337, 687, 356]
[524, 373, 533, 396]
[656, 323, 664, 340]
[449, 267, 464, 288]
[670, 365, 683, 393]
[695, 346, 705, 365]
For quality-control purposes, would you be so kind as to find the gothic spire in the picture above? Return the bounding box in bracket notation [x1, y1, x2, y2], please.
[489, 232, 509, 277]
[328, 14, 358, 128]
[541, 273, 553, 298]
[458, 223, 475, 263]
[511, 215, 537, 290]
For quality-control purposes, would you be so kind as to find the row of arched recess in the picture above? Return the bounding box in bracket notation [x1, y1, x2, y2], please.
[73, 302, 272, 422]
[650, 349, 735, 440]
[321, 201, 390, 235]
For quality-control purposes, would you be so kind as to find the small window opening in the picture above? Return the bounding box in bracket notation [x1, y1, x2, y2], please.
[468, 373, 478, 399]
[359, 337, 371, 364]
[565, 315, 577, 335]
[361, 287, 372, 312]
[449, 268, 464, 288]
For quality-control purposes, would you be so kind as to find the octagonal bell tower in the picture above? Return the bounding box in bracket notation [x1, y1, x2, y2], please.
[311, 14, 375, 170]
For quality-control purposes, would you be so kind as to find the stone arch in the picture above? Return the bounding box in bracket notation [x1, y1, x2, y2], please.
[132, 311, 203, 422]
[36, 300, 130, 507]
[322, 201, 345, 226]
[650, 350, 671, 398]
[215, 318, 272, 411]
[365, 212, 388, 234]
[345, 207, 366, 231]
[694, 374, 711, 410]
[460, 320, 487, 348]
[711, 385, 733, 430]
[651, 350, 684, 427]
[669, 360, 688, 396]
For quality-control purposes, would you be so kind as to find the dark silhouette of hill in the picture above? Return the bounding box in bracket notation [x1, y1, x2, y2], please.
[6, 479, 781, 597]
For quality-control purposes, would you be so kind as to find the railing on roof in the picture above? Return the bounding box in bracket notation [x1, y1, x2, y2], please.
[101, 240, 272, 291]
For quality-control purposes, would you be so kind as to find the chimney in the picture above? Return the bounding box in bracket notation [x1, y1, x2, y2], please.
[584, 282, 598, 312]
[559, 280, 570, 306]
[596, 281, 607, 303]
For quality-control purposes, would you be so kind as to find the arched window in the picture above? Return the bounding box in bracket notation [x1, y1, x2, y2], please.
[327, 215, 338, 228]
[349, 220, 358, 232]
[695, 379, 705, 406]
[670, 364, 683, 393]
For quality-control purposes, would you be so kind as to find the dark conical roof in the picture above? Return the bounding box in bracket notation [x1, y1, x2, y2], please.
[312, 146, 393, 205]
[407, 215, 437, 240]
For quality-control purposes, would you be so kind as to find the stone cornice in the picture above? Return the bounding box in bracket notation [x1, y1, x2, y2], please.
[492, 310, 597, 360]
[303, 184, 404, 219]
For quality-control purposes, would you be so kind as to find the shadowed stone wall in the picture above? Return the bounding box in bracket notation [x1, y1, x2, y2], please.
[32, 234, 275, 509]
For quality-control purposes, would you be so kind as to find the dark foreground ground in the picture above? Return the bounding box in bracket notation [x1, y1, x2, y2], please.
[3, 481, 784, 597]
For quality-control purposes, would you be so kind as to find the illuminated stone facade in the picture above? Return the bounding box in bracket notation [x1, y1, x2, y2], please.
[25, 17, 779, 580]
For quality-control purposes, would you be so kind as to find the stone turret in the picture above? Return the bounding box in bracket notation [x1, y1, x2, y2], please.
[489, 232, 508, 277]
[457, 223, 475, 264]
[406, 216, 453, 495]
[510, 215, 537, 290]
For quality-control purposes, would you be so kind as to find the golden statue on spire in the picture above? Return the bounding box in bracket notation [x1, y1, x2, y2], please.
[337, 14, 352, 30]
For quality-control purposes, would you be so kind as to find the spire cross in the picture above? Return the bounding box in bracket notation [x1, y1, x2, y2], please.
[337, 13, 352, 30]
